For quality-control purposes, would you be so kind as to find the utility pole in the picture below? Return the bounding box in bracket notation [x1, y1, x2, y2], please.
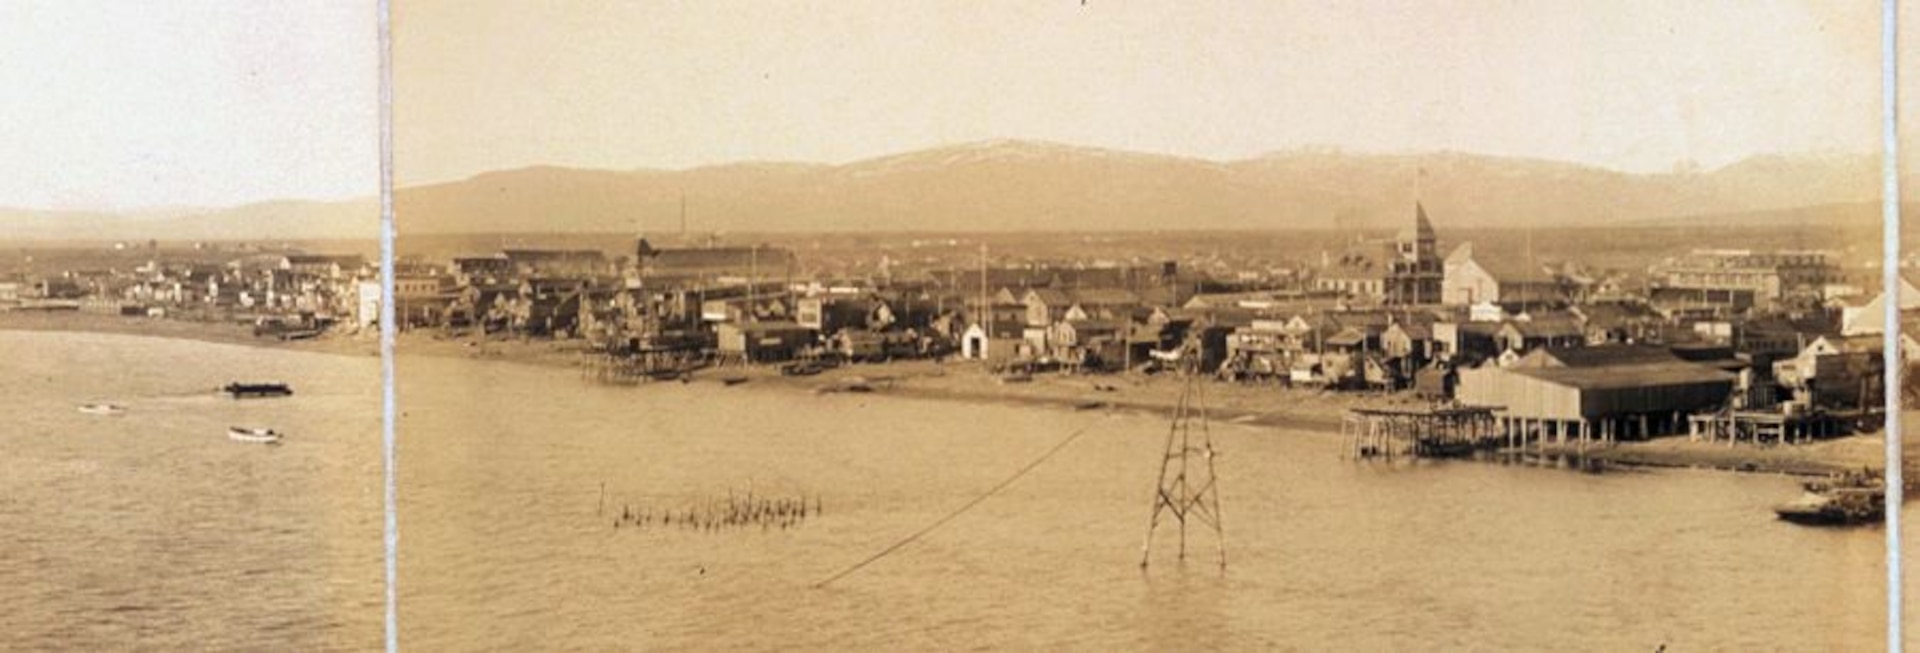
[980, 243, 990, 342]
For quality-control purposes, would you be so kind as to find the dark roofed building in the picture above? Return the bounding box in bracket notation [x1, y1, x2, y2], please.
[636, 239, 797, 282]
[502, 249, 610, 277]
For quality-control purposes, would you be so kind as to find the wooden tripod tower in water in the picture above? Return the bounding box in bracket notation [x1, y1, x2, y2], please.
[1140, 354, 1225, 569]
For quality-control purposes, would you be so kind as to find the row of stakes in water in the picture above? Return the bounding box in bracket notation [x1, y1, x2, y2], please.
[612, 492, 820, 533]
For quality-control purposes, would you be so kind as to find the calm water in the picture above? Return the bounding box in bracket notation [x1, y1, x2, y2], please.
[397, 356, 1892, 651]
[0, 331, 383, 650]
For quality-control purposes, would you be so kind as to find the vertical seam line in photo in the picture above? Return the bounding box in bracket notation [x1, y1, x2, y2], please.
[1883, 1, 1903, 649]
[378, 0, 398, 650]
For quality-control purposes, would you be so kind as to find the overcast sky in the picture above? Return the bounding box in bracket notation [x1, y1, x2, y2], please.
[0, 2, 377, 212]
[0, 2, 1889, 211]
[397, 0, 1884, 187]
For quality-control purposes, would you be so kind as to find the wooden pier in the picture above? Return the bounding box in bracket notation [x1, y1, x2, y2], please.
[583, 345, 708, 384]
[1342, 405, 1503, 460]
[1687, 410, 1850, 447]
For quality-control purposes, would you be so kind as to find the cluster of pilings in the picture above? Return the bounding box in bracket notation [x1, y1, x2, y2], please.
[582, 350, 706, 385]
[1342, 405, 1503, 460]
[607, 490, 820, 533]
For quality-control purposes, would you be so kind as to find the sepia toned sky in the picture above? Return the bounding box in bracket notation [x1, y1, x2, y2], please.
[0, 2, 1888, 211]
[397, 0, 1883, 187]
[0, 2, 377, 212]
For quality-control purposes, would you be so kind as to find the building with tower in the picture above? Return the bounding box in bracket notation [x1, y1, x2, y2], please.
[1384, 203, 1443, 306]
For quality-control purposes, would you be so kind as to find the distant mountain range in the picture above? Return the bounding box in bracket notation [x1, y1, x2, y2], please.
[0, 200, 379, 243]
[0, 140, 1892, 241]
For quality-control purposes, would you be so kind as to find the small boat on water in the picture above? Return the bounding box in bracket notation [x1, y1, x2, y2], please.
[721, 375, 750, 386]
[77, 403, 127, 416]
[222, 382, 294, 398]
[227, 426, 283, 445]
[1775, 470, 1885, 526]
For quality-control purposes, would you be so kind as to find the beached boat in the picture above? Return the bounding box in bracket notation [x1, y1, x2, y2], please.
[227, 426, 283, 445]
[77, 403, 127, 416]
[222, 382, 294, 398]
[1775, 471, 1884, 526]
[721, 375, 750, 386]
[781, 361, 825, 377]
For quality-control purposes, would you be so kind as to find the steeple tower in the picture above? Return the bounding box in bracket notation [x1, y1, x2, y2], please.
[1387, 202, 1442, 305]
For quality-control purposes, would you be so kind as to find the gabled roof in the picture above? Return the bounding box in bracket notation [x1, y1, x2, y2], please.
[1514, 345, 1680, 368]
[1810, 334, 1883, 354]
[1459, 247, 1556, 284]
[1069, 288, 1140, 306]
[1511, 362, 1736, 390]
[1505, 315, 1584, 338]
[1445, 242, 1476, 266]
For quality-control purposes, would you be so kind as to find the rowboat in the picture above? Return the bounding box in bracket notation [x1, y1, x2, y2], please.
[77, 403, 127, 416]
[227, 426, 283, 445]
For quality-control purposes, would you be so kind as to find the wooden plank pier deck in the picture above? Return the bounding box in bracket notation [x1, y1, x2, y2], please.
[1342, 405, 1503, 460]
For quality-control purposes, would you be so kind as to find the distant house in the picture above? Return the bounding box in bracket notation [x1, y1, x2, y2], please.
[715, 320, 813, 363]
[796, 296, 884, 334]
[1571, 301, 1661, 345]
[1838, 273, 1920, 336]
[1441, 243, 1564, 309]
[1049, 318, 1129, 366]
[1314, 245, 1387, 300]
[452, 256, 515, 283]
[1062, 288, 1141, 321]
[960, 322, 1021, 362]
[1493, 314, 1584, 355]
[1772, 335, 1883, 411]
[1022, 288, 1074, 327]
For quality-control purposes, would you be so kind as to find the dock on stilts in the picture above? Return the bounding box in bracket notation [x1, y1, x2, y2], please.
[1342, 405, 1503, 460]
[1686, 409, 1850, 447]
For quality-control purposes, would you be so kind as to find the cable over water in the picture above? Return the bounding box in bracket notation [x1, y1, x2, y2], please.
[814, 414, 1110, 589]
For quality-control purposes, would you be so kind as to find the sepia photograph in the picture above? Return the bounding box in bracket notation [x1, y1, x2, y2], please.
[389, 1, 1897, 650]
[1, 0, 1914, 651]
[0, 3, 386, 649]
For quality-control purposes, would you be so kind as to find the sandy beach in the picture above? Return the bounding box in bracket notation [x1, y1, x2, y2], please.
[5, 309, 1904, 477]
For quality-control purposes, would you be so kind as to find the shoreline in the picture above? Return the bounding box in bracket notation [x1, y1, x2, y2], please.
[4, 310, 1902, 478]
[0, 310, 381, 358]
